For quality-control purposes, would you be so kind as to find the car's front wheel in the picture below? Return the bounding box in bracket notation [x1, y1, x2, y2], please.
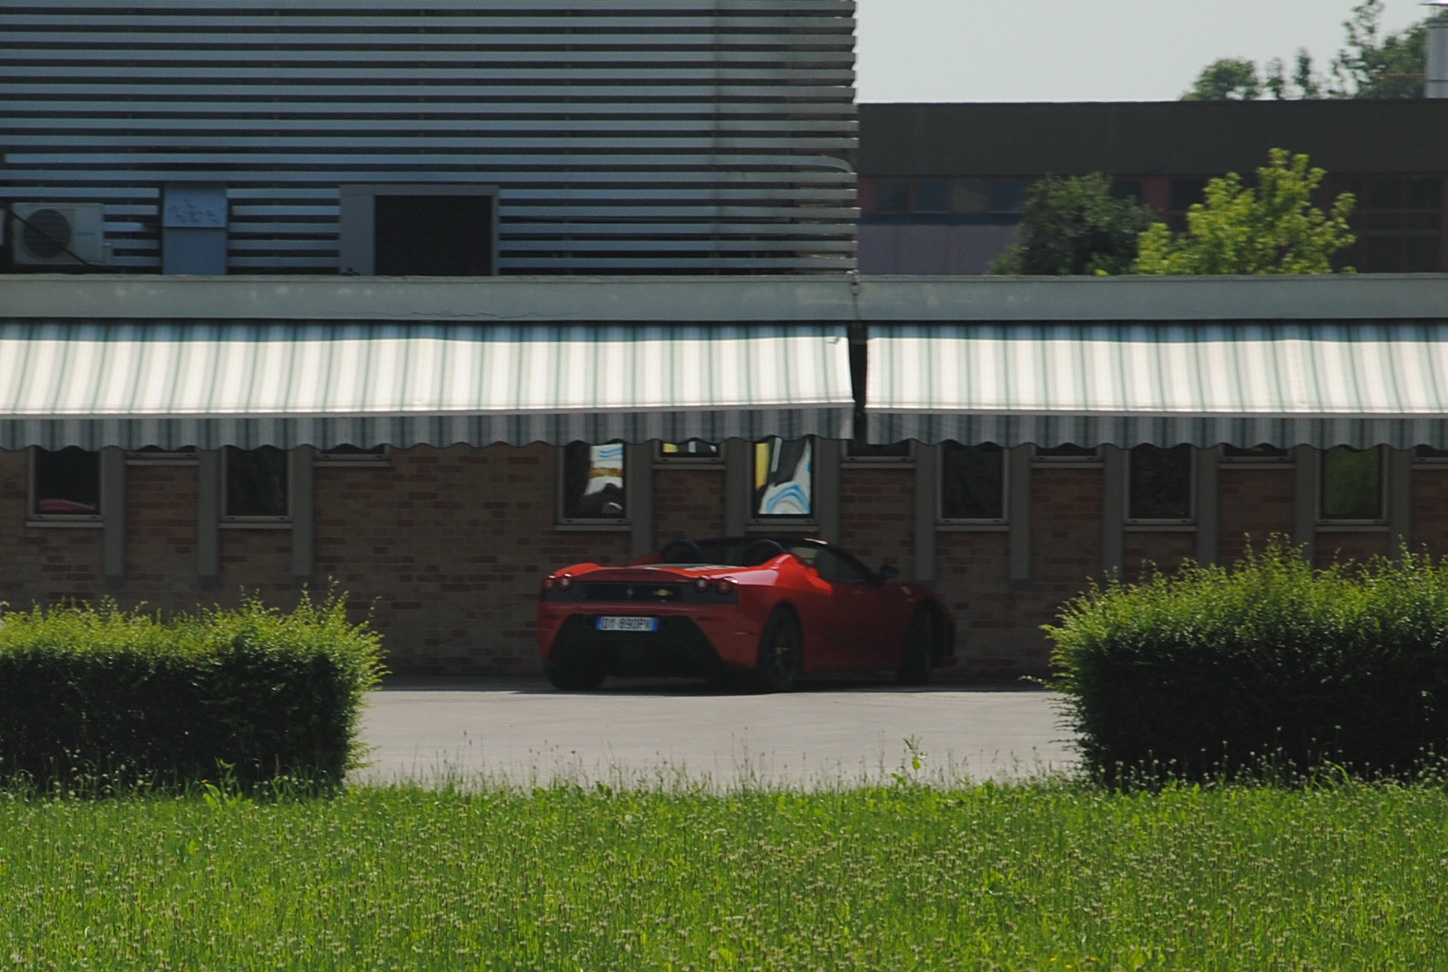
[749, 607, 803, 693]
[545, 660, 606, 692]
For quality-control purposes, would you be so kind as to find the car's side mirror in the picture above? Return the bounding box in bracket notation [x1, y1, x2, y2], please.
[877, 564, 899, 583]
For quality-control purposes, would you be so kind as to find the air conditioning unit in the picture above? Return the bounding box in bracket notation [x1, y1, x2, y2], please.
[9, 202, 107, 266]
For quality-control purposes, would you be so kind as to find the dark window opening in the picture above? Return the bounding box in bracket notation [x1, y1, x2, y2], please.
[373, 194, 494, 276]
[1129, 444, 1192, 521]
[224, 446, 289, 518]
[941, 442, 1005, 520]
[33, 447, 100, 516]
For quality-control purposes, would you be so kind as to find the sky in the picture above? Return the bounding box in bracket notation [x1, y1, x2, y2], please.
[855, 0, 1434, 103]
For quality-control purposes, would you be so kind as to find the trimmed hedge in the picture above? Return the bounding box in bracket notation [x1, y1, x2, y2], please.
[1046, 539, 1448, 784]
[0, 591, 384, 794]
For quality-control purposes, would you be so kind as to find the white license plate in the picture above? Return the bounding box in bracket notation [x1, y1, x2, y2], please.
[596, 616, 658, 632]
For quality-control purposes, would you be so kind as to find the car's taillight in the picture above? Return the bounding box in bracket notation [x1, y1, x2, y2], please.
[557, 574, 573, 590]
[694, 577, 710, 593]
[714, 577, 736, 595]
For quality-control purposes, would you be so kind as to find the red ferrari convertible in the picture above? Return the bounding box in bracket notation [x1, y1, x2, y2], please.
[538, 536, 957, 692]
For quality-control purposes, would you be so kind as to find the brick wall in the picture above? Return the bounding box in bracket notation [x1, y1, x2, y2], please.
[311, 445, 630, 675]
[1218, 466, 1297, 563]
[653, 465, 727, 542]
[7, 447, 1448, 679]
[837, 465, 914, 576]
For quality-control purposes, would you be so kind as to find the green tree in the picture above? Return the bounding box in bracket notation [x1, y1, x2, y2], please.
[1132, 149, 1356, 275]
[989, 173, 1159, 276]
[1183, 0, 1429, 100]
[1329, 0, 1428, 98]
[1182, 57, 1262, 101]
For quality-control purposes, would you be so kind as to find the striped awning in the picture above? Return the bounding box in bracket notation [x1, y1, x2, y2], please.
[867, 322, 1448, 449]
[0, 322, 853, 449]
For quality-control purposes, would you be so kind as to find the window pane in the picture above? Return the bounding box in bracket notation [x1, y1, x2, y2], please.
[1035, 443, 1099, 460]
[846, 440, 912, 460]
[1321, 446, 1382, 520]
[991, 179, 1027, 213]
[1221, 444, 1289, 460]
[872, 179, 909, 213]
[658, 440, 719, 458]
[1110, 179, 1143, 201]
[562, 442, 626, 519]
[34, 447, 100, 515]
[941, 442, 1004, 520]
[1169, 179, 1207, 212]
[753, 437, 812, 517]
[225, 446, 288, 517]
[1405, 177, 1442, 210]
[1366, 177, 1403, 210]
[950, 179, 991, 213]
[913, 180, 948, 212]
[1129, 445, 1192, 520]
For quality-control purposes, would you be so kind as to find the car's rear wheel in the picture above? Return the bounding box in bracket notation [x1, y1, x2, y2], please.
[896, 607, 935, 685]
[545, 660, 606, 692]
[749, 607, 803, 693]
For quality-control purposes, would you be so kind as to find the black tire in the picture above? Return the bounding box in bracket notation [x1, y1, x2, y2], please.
[896, 608, 935, 686]
[545, 661, 606, 692]
[749, 607, 803, 693]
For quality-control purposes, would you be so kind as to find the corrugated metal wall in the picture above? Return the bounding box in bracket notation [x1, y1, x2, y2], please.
[1, 0, 857, 274]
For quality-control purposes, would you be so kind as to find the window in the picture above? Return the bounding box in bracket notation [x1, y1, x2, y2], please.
[1035, 443, 1101, 462]
[871, 179, 910, 213]
[949, 179, 991, 214]
[127, 445, 198, 464]
[844, 440, 914, 463]
[1415, 445, 1448, 462]
[338, 184, 499, 276]
[560, 442, 626, 522]
[224, 446, 289, 520]
[1128, 445, 1193, 522]
[315, 444, 389, 466]
[1320, 446, 1384, 521]
[863, 177, 1028, 216]
[913, 180, 948, 213]
[752, 437, 813, 518]
[1335, 175, 1443, 273]
[657, 440, 721, 461]
[940, 442, 1005, 522]
[990, 179, 1027, 214]
[1221, 444, 1290, 463]
[31, 447, 100, 519]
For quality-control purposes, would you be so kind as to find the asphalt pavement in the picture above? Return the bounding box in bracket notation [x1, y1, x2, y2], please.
[352, 676, 1080, 790]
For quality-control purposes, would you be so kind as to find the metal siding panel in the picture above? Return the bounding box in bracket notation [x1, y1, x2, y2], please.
[0, 0, 856, 274]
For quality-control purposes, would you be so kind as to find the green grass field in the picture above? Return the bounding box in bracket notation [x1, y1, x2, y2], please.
[4, 779, 1446, 971]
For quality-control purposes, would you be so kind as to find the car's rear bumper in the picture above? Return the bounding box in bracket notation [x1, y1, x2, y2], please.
[542, 612, 760, 679]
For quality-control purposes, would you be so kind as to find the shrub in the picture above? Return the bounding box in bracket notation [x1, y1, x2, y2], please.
[1046, 538, 1448, 784]
[0, 589, 384, 794]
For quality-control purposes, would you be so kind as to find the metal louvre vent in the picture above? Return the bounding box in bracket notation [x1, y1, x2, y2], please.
[1, 0, 858, 275]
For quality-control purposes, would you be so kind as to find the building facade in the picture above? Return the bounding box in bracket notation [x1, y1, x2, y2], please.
[7, 274, 1448, 677]
[858, 101, 1448, 275]
[2, 0, 857, 274]
[8, 5, 1448, 680]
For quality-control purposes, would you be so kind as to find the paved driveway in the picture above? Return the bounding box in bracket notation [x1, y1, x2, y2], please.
[353, 676, 1079, 790]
